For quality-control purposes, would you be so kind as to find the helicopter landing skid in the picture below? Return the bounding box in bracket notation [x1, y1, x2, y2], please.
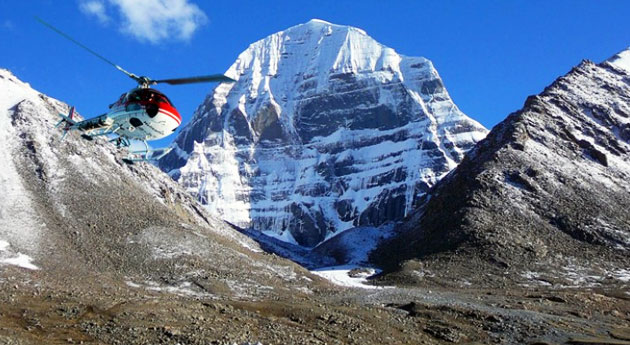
[109, 136, 131, 148]
[80, 125, 122, 142]
[122, 141, 172, 164]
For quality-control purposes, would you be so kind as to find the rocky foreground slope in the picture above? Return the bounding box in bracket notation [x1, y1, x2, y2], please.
[374, 49, 630, 288]
[159, 19, 487, 247]
[0, 67, 322, 301]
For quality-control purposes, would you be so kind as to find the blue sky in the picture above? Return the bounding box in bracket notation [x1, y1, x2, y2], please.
[2, 1, 629, 148]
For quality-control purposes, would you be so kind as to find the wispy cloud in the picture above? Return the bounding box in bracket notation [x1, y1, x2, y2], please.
[79, 0, 110, 24]
[78, 0, 207, 44]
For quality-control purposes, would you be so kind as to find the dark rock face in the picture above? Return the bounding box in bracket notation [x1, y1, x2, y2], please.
[159, 20, 487, 247]
[374, 53, 630, 283]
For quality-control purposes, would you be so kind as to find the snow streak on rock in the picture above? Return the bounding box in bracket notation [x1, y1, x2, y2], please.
[160, 19, 487, 246]
[0, 70, 48, 270]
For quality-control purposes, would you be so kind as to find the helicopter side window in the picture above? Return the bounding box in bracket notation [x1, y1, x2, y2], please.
[109, 92, 128, 108]
[129, 91, 142, 102]
[130, 89, 157, 102]
[125, 91, 143, 111]
[165, 96, 174, 106]
[157, 95, 173, 106]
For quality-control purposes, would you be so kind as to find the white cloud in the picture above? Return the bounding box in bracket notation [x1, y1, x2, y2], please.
[79, 0, 110, 24]
[78, 0, 207, 43]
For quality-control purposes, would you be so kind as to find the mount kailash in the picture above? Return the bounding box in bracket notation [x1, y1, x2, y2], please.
[159, 19, 487, 246]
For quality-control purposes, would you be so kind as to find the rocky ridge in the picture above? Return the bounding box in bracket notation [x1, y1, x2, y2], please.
[373, 49, 630, 288]
[159, 19, 487, 247]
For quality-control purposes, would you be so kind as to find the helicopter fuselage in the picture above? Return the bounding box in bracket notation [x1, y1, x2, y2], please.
[75, 87, 181, 141]
[39, 16, 233, 162]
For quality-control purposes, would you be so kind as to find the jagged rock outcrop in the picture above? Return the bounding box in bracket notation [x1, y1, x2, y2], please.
[159, 19, 487, 246]
[373, 49, 630, 285]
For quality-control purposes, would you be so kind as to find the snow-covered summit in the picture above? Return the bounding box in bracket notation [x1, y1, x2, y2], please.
[605, 47, 630, 73]
[223, 18, 429, 105]
[159, 20, 488, 246]
[305, 18, 334, 25]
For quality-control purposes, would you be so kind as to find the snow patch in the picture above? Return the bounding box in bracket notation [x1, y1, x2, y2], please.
[611, 269, 630, 282]
[318, 225, 395, 264]
[519, 271, 552, 287]
[262, 228, 298, 245]
[126, 280, 214, 298]
[311, 265, 383, 289]
[520, 265, 630, 288]
[0, 253, 39, 270]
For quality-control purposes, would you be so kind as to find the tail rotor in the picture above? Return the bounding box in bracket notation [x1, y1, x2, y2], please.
[55, 106, 77, 140]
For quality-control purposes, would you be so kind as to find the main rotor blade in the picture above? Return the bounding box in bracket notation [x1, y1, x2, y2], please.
[35, 16, 139, 82]
[153, 74, 236, 85]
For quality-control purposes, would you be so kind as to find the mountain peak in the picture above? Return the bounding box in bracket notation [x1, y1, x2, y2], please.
[374, 47, 630, 286]
[160, 21, 487, 246]
[224, 18, 427, 91]
[305, 18, 333, 26]
[0, 68, 30, 88]
[605, 47, 630, 73]
[286, 18, 367, 35]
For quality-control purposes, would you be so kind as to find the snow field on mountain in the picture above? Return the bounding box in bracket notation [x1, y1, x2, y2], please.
[0, 70, 45, 270]
[607, 48, 630, 73]
[0, 253, 39, 270]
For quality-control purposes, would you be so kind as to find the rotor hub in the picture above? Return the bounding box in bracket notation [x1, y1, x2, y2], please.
[137, 76, 154, 88]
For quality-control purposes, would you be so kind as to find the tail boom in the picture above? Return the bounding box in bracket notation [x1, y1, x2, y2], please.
[56, 106, 78, 140]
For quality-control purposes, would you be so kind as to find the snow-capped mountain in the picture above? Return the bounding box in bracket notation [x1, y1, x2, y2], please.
[374, 48, 630, 286]
[159, 19, 487, 247]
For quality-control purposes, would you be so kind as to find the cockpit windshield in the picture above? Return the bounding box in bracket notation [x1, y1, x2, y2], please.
[127, 89, 174, 106]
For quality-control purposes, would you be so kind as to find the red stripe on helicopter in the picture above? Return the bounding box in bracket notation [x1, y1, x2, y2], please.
[160, 103, 180, 119]
[158, 103, 181, 124]
[159, 109, 181, 125]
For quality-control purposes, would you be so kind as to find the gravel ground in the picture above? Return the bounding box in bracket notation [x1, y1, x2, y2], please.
[1, 268, 629, 345]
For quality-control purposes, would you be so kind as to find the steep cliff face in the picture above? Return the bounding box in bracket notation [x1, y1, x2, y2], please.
[374, 49, 630, 286]
[159, 19, 487, 247]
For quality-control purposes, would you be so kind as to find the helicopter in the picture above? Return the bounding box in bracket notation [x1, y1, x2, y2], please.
[36, 17, 234, 163]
